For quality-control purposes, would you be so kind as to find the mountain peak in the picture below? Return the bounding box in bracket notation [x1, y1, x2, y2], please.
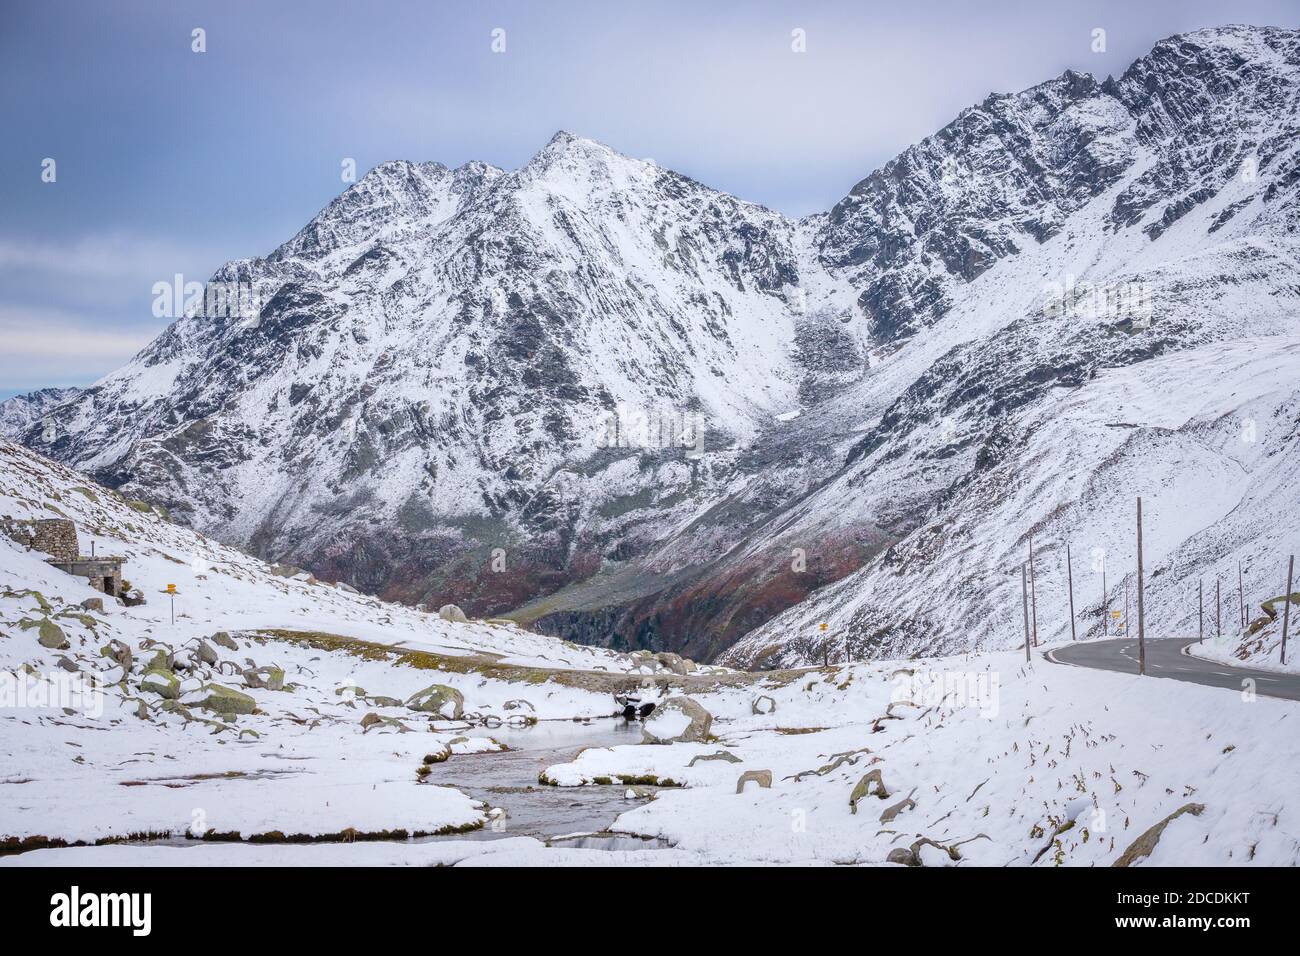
[1133, 23, 1299, 73]
[527, 130, 628, 171]
[1161, 22, 1294, 47]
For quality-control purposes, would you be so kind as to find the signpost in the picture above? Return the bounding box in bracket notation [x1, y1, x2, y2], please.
[819, 621, 841, 665]
[163, 583, 178, 626]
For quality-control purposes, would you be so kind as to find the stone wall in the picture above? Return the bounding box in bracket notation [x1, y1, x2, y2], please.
[33, 519, 79, 562]
[1, 517, 79, 561]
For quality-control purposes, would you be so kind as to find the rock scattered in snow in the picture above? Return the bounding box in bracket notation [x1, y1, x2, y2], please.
[642, 697, 712, 744]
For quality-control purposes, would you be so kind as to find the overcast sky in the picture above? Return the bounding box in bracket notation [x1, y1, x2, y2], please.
[1, 0, 1295, 398]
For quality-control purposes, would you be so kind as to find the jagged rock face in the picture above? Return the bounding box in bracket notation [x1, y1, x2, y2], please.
[19, 132, 820, 619]
[723, 31, 1300, 668]
[1105, 28, 1300, 238]
[15, 26, 1300, 664]
[815, 69, 1137, 343]
[0, 387, 81, 440]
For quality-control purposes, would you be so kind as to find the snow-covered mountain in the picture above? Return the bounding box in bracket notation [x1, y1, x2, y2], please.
[12, 24, 1300, 665]
[723, 25, 1300, 665]
[0, 387, 81, 441]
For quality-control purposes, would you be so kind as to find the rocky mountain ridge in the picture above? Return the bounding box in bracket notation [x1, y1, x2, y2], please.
[7, 24, 1299, 664]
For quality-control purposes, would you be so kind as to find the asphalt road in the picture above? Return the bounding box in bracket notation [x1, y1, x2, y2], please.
[1046, 637, 1300, 702]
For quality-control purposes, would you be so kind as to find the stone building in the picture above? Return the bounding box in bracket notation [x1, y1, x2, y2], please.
[2, 516, 126, 597]
[56, 555, 125, 596]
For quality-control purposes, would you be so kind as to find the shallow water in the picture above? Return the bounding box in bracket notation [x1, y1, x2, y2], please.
[417, 718, 671, 848]
[106, 718, 671, 857]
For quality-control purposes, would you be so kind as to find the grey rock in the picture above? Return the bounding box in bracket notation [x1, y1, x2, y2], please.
[438, 604, 469, 623]
[140, 666, 180, 700]
[211, 631, 239, 651]
[197, 683, 257, 715]
[687, 750, 742, 767]
[642, 696, 712, 744]
[405, 683, 465, 719]
[242, 665, 285, 691]
[849, 769, 891, 813]
[36, 618, 68, 649]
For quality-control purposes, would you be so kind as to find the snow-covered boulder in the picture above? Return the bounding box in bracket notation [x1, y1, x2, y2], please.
[211, 631, 239, 651]
[243, 665, 285, 691]
[654, 652, 688, 675]
[197, 683, 256, 716]
[438, 604, 468, 623]
[406, 683, 465, 719]
[140, 666, 180, 700]
[33, 618, 67, 649]
[642, 697, 712, 744]
[99, 639, 131, 669]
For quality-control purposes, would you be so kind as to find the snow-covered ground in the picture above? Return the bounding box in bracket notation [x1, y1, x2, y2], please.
[534, 649, 1300, 866]
[3, 438, 1296, 866]
[1188, 594, 1300, 674]
[0, 439, 703, 856]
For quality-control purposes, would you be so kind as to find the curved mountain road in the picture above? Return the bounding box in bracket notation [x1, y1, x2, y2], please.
[1046, 637, 1300, 702]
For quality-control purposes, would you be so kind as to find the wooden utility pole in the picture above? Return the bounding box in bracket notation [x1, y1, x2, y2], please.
[1136, 497, 1146, 676]
[1029, 536, 1039, 647]
[1022, 563, 1032, 663]
[1124, 575, 1130, 636]
[1198, 579, 1203, 643]
[1238, 561, 1246, 632]
[1282, 555, 1294, 667]
[1216, 578, 1221, 638]
[1102, 556, 1108, 638]
[1067, 542, 1077, 641]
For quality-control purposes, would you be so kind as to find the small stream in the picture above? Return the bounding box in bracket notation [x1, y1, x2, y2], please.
[418, 719, 673, 850]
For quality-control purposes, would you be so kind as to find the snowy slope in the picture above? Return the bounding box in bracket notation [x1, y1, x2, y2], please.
[720, 25, 1300, 665]
[2, 443, 1296, 866]
[0, 438, 674, 671]
[8, 640, 1299, 866]
[538, 649, 1300, 866]
[0, 437, 738, 851]
[12, 24, 1300, 665]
